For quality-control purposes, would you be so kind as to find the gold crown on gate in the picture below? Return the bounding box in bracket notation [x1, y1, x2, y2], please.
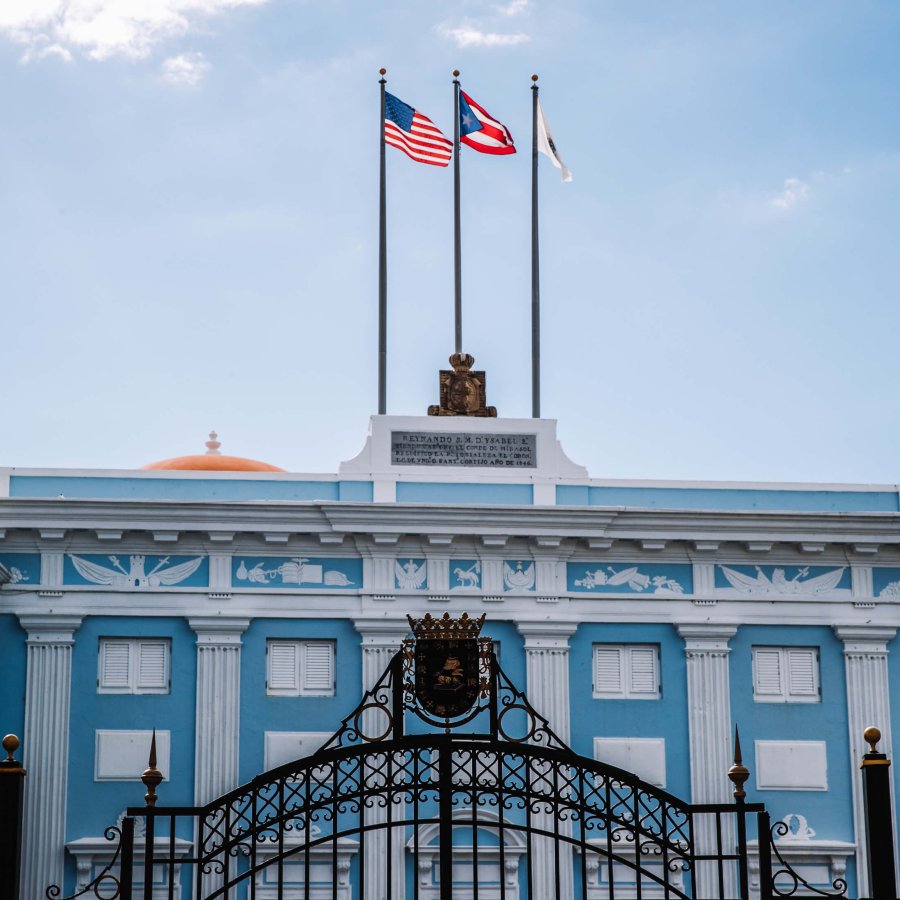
[407, 612, 486, 640]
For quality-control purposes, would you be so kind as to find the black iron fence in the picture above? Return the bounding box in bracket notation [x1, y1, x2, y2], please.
[1, 642, 895, 899]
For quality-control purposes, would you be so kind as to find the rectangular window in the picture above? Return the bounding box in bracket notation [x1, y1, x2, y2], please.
[593, 644, 660, 699]
[98, 638, 170, 694]
[267, 640, 336, 696]
[752, 646, 820, 703]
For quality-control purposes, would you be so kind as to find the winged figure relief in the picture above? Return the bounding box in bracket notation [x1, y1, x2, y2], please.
[395, 559, 427, 591]
[503, 561, 535, 591]
[719, 565, 845, 596]
[69, 554, 203, 588]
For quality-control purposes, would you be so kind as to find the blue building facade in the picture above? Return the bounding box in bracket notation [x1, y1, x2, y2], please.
[1, 414, 897, 898]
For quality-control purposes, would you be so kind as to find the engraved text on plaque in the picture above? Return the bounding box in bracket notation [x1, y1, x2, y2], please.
[391, 432, 537, 468]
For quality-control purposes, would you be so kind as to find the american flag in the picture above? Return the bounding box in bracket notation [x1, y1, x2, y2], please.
[384, 92, 452, 167]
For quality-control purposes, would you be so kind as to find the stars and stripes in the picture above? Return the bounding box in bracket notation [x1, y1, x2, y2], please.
[384, 92, 452, 167]
[459, 91, 516, 155]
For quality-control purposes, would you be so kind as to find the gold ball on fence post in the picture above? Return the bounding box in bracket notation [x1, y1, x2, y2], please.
[864, 726, 882, 752]
[2, 734, 19, 761]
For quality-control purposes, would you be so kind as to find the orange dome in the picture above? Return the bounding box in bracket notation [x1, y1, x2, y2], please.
[142, 432, 286, 473]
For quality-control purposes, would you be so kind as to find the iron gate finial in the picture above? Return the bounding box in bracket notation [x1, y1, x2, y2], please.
[141, 729, 163, 807]
[728, 725, 750, 802]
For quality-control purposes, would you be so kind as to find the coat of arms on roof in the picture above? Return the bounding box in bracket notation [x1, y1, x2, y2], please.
[428, 352, 497, 417]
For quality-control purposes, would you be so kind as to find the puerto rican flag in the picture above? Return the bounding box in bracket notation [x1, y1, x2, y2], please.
[384, 92, 452, 167]
[459, 91, 516, 155]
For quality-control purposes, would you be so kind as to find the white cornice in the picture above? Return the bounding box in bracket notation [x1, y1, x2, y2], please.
[18, 614, 83, 641]
[5, 498, 900, 547]
[188, 617, 250, 643]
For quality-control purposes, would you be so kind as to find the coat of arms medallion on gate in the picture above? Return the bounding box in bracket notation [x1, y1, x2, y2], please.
[406, 612, 490, 718]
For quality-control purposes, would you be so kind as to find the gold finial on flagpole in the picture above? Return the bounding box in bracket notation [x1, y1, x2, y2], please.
[379, 67, 386, 76]
[453, 69, 460, 78]
[532, 73, 538, 82]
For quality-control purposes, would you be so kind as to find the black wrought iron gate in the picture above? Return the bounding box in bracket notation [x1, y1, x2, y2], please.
[51, 614, 849, 900]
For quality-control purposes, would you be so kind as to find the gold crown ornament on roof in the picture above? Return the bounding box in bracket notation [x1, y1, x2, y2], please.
[407, 612, 486, 640]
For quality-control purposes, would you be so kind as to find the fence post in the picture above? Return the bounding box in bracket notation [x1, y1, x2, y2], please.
[860, 725, 897, 900]
[0, 734, 26, 900]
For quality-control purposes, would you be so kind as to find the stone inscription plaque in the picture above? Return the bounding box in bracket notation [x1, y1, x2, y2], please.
[391, 432, 537, 468]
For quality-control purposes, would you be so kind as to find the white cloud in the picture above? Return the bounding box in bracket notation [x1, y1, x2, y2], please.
[21, 39, 73, 62]
[0, 0, 269, 62]
[770, 177, 811, 211]
[496, 0, 529, 15]
[160, 51, 209, 87]
[438, 19, 530, 48]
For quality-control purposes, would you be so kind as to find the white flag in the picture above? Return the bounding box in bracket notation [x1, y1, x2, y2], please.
[536, 98, 571, 182]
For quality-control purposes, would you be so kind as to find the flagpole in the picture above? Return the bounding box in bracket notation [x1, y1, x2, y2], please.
[378, 68, 387, 415]
[453, 69, 462, 354]
[531, 74, 541, 418]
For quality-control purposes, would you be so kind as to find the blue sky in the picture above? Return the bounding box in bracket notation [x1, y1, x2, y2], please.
[2, 1, 900, 483]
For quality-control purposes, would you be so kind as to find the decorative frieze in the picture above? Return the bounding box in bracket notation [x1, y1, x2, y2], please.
[232, 556, 360, 589]
[0, 552, 39, 585]
[65, 553, 207, 588]
[714, 564, 850, 598]
[568, 561, 691, 595]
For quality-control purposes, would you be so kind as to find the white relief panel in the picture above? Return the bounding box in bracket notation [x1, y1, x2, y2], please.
[264, 732, 331, 771]
[755, 740, 828, 791]
[95, 730, 170, 782]
[594, 738, 667, 788]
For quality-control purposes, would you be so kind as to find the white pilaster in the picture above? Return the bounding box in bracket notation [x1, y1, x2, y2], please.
[189, 616, 249, 896]
[677, 623, 738, 899]
[517, 621, 578, 900]
[833, 625, 897, 899]
[355, 617, 410, 900]
[18, 613, 82, 900]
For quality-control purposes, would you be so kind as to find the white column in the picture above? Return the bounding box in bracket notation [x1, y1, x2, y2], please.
[355, 617, 409, 900]
[833, 625, 897, 899]
[517, 621, 578, 900]
[677, 624, 737, 900]
[17, 613, 82, 900]
[188, 616, 249, 895]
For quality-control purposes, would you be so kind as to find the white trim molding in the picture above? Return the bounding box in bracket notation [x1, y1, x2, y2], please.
[677, 623, 738, 899]
[355, 617, 409, 900]
[18, 613, 83, 900]
[517, 620, 578, 900]
[833, 624, 897, 899]
[188, 616, 250, 897]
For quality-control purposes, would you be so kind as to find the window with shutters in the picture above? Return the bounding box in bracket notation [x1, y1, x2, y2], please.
[592, 644, 660, 699]
[752, 646, 820, 703]
[98, 638, 170, 694]
[267, 640, 335, 697]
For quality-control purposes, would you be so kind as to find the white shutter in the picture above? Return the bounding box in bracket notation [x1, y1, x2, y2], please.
[593, 647, 623, 694]
[302, 642, 335, 694]
[137, 641, 169, 691]
[753, 649, 784, 698]
[268, 642, 300, 694]
[628, 647, 658, 696]
[100, 641, 131, 690]
[786, 649, 819, 699]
